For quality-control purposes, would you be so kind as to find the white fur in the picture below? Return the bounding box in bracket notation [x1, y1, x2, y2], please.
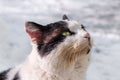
[6, 20, 92, 80]
[64, 20, 81, 32]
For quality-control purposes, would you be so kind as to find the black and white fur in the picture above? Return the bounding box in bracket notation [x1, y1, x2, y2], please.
[0, 15, 92, 80]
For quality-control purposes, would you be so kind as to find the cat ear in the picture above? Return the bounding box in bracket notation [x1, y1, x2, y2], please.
[63, 14, 69, 20]
[25, 22, 44, 43]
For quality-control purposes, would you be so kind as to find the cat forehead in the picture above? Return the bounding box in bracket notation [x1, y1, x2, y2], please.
[48, 20, 81, 32]
[64, 20, 81, 32]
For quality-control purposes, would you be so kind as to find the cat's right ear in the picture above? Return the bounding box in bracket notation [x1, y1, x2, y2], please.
[25, 22, 44, 44]
[63, 14, 69, 20]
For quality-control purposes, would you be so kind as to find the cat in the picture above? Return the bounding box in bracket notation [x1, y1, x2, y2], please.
[0, 15, 92, 80]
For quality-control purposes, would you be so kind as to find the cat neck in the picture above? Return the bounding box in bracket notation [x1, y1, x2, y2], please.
[21, 43, 87, 80]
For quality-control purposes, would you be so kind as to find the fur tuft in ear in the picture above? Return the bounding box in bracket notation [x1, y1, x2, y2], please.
[63, 14, 69, 20]
[25, 21, 44, 43]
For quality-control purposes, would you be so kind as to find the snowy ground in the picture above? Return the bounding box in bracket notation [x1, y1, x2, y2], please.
[0, 0, 120, 80]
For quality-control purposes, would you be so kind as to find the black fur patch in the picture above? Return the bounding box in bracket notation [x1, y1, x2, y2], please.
[37, 21, 75, 57]
[38, 34, 66, 57]
[0, 69, 11, 80]
[13, 72, 20, 80]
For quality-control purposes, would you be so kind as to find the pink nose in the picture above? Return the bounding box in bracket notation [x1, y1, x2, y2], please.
[84, 33, 90, 38]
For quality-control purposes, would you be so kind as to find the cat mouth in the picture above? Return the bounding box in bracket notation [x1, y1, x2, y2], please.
[86, 37, 92, 54]
[84, 33, 91, 45]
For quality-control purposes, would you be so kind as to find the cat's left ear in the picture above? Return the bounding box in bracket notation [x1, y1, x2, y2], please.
[25, 22, 44, 44]
[62, 14, 69, 20]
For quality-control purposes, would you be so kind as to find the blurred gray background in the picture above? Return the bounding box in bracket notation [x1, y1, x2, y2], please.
[0, 0, 120, 80]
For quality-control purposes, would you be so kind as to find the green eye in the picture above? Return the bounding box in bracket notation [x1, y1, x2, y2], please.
[62, 32, 70, 36]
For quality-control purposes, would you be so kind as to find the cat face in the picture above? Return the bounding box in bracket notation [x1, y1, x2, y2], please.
[25, 15, 92, 58]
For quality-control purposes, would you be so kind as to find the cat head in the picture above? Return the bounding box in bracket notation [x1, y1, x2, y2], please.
[25, 15, 92, 63]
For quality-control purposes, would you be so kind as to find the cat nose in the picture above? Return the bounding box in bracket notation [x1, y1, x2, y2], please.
[83, 33, 90, 38]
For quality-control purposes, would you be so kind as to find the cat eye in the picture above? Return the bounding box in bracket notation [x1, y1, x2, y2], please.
[62, 32, 70, 36]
